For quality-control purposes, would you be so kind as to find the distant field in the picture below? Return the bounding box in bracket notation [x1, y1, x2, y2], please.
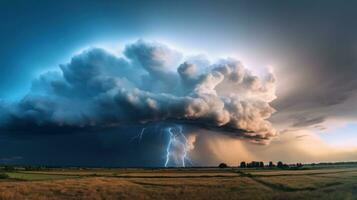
[1, 166, 357, 200]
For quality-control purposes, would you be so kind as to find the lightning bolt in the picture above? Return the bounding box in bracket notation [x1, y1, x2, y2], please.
[164, 125, 192, 167]
[131, 127, 146, 143]
[164, 127, 174, 167]
[131, 124, 192, 167]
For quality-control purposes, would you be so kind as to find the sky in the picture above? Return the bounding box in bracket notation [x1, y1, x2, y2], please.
[1, 0, 357, 167]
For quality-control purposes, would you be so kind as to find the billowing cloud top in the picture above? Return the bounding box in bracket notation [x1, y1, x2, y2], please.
[1, 40, 277, 143]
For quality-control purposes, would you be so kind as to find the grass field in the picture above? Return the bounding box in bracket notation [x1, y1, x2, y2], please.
[0, 166, 357, 200]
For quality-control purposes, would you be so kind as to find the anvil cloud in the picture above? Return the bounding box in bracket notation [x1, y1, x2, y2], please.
[0, 40, 277, 143]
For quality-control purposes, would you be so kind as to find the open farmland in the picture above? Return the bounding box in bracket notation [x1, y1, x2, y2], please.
[0, 166, 357, 200]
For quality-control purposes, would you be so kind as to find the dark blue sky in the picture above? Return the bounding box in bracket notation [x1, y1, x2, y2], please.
[1, 0, 357, 166]
[2, 0, 356, 99]
[1, 0, 151, 98]
[0, 0, 292, 98]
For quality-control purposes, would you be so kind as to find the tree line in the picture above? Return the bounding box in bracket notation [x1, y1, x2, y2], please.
[219, 161, 303, 169]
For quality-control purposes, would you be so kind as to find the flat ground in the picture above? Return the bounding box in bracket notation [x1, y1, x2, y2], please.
[0, 166, 357, 200]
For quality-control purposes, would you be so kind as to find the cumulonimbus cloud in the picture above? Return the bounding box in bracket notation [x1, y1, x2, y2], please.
[0, 40, 278, 143]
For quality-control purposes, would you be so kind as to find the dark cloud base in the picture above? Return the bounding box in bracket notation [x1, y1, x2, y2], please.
[0, 126, 170, 167]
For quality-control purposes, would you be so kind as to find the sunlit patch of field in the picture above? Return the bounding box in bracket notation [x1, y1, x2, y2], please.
[1, 166, 357, 199]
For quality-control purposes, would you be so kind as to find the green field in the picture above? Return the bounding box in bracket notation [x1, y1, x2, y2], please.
[0, 166, 357, 199]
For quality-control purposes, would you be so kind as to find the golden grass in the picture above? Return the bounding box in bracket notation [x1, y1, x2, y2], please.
[0, 167, 357, 200]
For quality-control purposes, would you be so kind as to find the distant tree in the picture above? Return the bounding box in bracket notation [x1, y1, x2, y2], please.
[251, 161, 257, 168]
[277, 161, 284, 168]
[297, 163, 303, 168]
[259, 162, 264, 168]
[240, 162, 246, 168]
[247, 161, 264, 168]
[219, 163, 228, 168]
[269, 161, 275, 168]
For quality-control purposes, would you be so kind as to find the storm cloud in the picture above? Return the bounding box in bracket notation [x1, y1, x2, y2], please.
[0, 40, 278, 143]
